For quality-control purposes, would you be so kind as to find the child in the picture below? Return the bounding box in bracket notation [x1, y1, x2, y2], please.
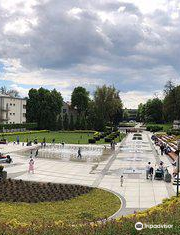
[120, 175, 124, 187]
[28, 158, 35, 173]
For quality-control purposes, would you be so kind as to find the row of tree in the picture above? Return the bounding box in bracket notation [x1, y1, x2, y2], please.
[137, 81, 180, 123]
[26, 85, 123, 131]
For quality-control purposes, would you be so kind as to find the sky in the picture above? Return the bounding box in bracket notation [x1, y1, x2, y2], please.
[0, 0, 180, 108]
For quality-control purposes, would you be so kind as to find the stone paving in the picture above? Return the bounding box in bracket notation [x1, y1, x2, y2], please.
[0, 131, 176, 217]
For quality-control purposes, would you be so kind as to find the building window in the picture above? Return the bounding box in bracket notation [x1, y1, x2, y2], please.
[23, 113, 26, 117]
[10, 103, 12, 106]
[23, 105, 26, 109]
[13, 122, 15, 124]
[10, 113, 12, 115]
[13, 113, 15, 116]
[13, 104, 15, 106]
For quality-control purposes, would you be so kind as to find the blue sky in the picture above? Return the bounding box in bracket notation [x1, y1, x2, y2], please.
[0, 0, 180, 108]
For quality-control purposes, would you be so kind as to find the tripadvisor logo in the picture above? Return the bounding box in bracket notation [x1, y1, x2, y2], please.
[135, 222, 143, 230]
[135, 222, 173, 230]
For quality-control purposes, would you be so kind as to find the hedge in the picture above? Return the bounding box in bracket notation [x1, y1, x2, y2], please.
[146, 125, 163, 132]
[0, 130, 49, 137]
[0, 123, 37, 131]
[88, 139, 96, 144]
[59, 130, 95, 133]
[167, 129, 180, 136]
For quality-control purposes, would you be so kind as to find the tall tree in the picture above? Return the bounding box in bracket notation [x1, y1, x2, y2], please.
[145, 98, 163, 123]
[71, 87, 89, 115]
[94, 85, 123, 127]
[63, 113, 69, 130]
[163, 85, 180, 122]
[75, 115, 81, 130]
[123, 108, 130, 121]
[27, 88, 63, 130]
[69, 114, 74, 130]
[136, 103, 146, 122]
[57, 115, 63, 130]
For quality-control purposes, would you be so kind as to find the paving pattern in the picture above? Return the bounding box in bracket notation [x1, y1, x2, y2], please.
[0, 131, 176, 217]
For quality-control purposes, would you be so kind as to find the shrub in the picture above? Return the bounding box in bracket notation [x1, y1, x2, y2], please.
[104, 137, 112, 143]
[88, 139, 96, 144]
[0, 130, 49, 137]
[146, 125, 163, 132]
[0, 123, 37, 131]
[167, 129, 180, 136]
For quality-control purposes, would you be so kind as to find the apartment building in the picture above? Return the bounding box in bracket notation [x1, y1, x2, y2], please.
[0, 94, 26, 124]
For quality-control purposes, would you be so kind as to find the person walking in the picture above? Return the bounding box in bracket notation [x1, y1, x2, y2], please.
[146, 162, 151, 179]
[28, 158, 35, 173]
[120, 175, 124, 187]
[149, 166, 154, 180]
[160, 144, 164, 155]
[17, 136, 19, 145]
[35, 149, 39, 157]
[77, 148, 82, 159]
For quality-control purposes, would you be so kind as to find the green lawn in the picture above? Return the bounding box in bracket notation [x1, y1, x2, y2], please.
[147, 123, 172, 132]
[0, 189, 120, 224]
[2, 131, 125, 145]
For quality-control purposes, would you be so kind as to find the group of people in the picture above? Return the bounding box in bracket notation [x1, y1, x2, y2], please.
[151, 135, 172, 155]
[146, 161, 165, 180]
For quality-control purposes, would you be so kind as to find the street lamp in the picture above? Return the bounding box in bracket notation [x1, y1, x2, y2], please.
[176, 140, 180, 197]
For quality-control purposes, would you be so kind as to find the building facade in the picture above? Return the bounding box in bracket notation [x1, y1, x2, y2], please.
[61, 101, 77, 119]
[0, 94, 26, 124]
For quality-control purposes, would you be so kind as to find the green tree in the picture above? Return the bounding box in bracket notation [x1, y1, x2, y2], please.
[71, 87, 89, 115]
[63, 113, 69, 130]
[163, 85, 180, 122]
[57, 115, 63, 130]
[75, 115, 81, 130]
[123, 108, 129, 121]
[27, 88, 63, 130]
[80, 116, 87, 130]
[69, 114, 74, 130]
[94, 85, 123, 127]
[145, 98, 163, 123]
[136, 103, 146, 122]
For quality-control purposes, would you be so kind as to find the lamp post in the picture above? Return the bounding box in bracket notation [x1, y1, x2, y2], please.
[176, 140, 180, 197]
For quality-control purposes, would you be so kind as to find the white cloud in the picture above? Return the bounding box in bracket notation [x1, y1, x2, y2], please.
[0, 0, 180, 108]
[121, 90, 163, 109]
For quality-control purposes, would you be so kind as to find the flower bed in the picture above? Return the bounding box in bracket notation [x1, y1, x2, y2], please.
[0, 179, 92, 203]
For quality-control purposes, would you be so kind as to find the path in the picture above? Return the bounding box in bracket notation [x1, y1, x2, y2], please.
[1, 131, 176, 218]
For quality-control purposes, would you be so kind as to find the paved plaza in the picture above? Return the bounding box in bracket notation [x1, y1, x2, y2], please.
[0, 131, 176, 217]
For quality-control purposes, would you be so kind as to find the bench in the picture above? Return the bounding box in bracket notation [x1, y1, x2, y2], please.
[168, 151, 177, 161]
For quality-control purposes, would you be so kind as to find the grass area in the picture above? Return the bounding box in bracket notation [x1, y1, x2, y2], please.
[1, 193, 180, 234]
[1, 131, 125, 145]
[147, 123, 172, 132]
[0, 188, 120, 224]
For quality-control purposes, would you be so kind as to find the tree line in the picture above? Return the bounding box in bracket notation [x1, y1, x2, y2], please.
[137, 81, 180, 123]
[26, 85, 123, 131]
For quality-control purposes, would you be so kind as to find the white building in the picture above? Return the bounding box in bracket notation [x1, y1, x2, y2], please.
[0, 94, 26, 124]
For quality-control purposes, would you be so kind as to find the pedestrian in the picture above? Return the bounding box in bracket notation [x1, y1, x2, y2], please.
[146, 162, 151, 179]
[120, 175, 124, 187]
[28, 158, 34, 173]
[52, 138, 55, 144]
[160, 144, 164, 155]
[35, 149, 39, 157]
[17, 135, 19, 145]
[149, 166, 154, 180]
[77, 147, 82, 159]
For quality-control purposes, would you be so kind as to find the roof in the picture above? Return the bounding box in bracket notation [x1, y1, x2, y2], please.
[0, 93, 25, 100]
